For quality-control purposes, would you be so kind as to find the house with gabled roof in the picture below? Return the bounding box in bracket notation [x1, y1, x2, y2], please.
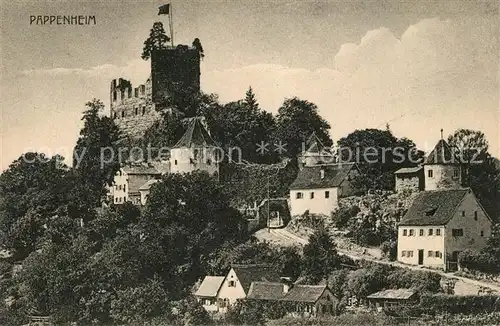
[194, 264, 281, 313]
[110, 164, 162, 205]
[170, 116, 219, 176]
[397, 188, 493, 271]
[247, 282, 338, 317]
[366, 289, 418, 311]
[194, 276, 225, 312]
[289, 162, 360, 217]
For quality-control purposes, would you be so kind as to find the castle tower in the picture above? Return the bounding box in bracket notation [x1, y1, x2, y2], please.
[424, 131, 462, 191]
[170, 116, 219, 176]
[150, 45, 201, 108]
[109, 44, 202, 139]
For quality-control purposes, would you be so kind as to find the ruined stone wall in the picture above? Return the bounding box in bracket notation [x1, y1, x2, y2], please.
[110, 44, 201, 139]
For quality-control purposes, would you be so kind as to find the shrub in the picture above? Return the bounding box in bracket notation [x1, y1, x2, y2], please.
[418, 293, 500, 315]
[459, 249, 499, 274]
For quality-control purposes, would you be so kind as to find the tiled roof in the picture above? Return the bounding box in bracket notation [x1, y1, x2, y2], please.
[139, 179, 159, 191]
[281, 285, 328, 303]
[425, 139, 460, 165]
[289, 163, 356, 190]
[399, 188, 470, 226]
[247, 282, 330, 303]
[195, 276, 225, 298]
[367, 289, 417, 300]
[395, 166, 423, 174]
[231, 264, 281, 293]
[173, 116, 217, 148]
[247, 282, 286, 300]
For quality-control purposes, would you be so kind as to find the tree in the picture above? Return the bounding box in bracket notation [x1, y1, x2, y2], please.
[199, 97, 278, 163]
[275, 97, 332, 158]
[447, 128, 489, 163]
[141, 171, 246, 295]
[301, 228, 339, 283]
[142, 22, 170, 60]
[244, 86, 259, 110]
[73, 99, 121, 210]
[110, 277, 170, 324]
[192, 38, 205, 60]
[447, 129, 499, 218]
[0, 153, 69, 258]
[337, 128, 423, 191]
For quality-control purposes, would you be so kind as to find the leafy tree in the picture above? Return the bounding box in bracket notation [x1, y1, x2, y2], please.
[447, 128, 489, 163]
[0, 153, 69, 258]
[110, 276, 170, 324]
[447, 129, 499, 218]
[142, 22, 170, 60]
[338, 128, 423, 191]
[275, 97, 332, 158]
[73, 99, 121, 211]
[274, 246, 302, 280]
[328, 269, 349, 300]
[180, 298, 213, 326]
[301, 228, 339, 283]
[225, 299, 266, 325]
[199, 96, 278, 163]
[141, 171, 246, 295]
[141, 111, 186, 158]
[346, 264, 389, 303]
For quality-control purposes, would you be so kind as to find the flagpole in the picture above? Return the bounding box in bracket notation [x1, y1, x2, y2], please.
[169, 1, 174, 47]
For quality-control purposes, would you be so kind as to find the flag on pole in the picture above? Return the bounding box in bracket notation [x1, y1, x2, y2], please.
[158, 3, 170, 15]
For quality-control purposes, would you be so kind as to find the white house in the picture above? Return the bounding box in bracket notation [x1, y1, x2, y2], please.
[424, 137, 462, 191]
[110, 164, 162, 205]
[194, 264, 280, 313]
[289, 163, 359, 217]
[170, 116, 219, 176]
[397, 188, 493, 271]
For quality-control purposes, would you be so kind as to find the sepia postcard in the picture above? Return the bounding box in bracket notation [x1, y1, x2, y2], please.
[1, 1, 499, 325]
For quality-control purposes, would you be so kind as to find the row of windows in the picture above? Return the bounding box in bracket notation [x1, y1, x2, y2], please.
[114, 196, 126, 203]
[403, 228, 442, 236]
[401, 250, 414, 257]
[401, 250, 443, 259]
[428, 251, 443, 258]
[113, 107, 147, 119]
[115, 184, 126, 192]
[296, 191, 330, 199]
[427, 169, 460, 178]
[402, 228, 484, 237]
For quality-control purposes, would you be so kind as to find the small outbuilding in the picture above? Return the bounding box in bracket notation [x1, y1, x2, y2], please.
[394, 166, 424, 193]
[366, 289, 418, 311]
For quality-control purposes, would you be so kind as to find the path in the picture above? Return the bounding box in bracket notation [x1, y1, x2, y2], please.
[255, 228, 500, 293]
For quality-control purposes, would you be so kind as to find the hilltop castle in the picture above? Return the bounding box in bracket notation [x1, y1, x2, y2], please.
[110, 45, 201, 138]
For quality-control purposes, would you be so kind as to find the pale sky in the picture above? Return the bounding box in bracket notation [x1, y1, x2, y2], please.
[1, 0, 499, 170]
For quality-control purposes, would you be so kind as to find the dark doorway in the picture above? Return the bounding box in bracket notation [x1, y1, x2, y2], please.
[418, 249, 424, 265]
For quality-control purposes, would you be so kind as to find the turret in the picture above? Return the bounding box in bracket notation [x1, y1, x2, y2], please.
[424, 130, 462, 190]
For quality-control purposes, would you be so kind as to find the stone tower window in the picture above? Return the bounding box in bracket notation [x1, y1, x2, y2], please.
[113, 91, 117, 101]
[142, 107, 146, 115]
[135, 107, 138, 115]
[428, 170, 433, 178]
[121, 111, 125, 118]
